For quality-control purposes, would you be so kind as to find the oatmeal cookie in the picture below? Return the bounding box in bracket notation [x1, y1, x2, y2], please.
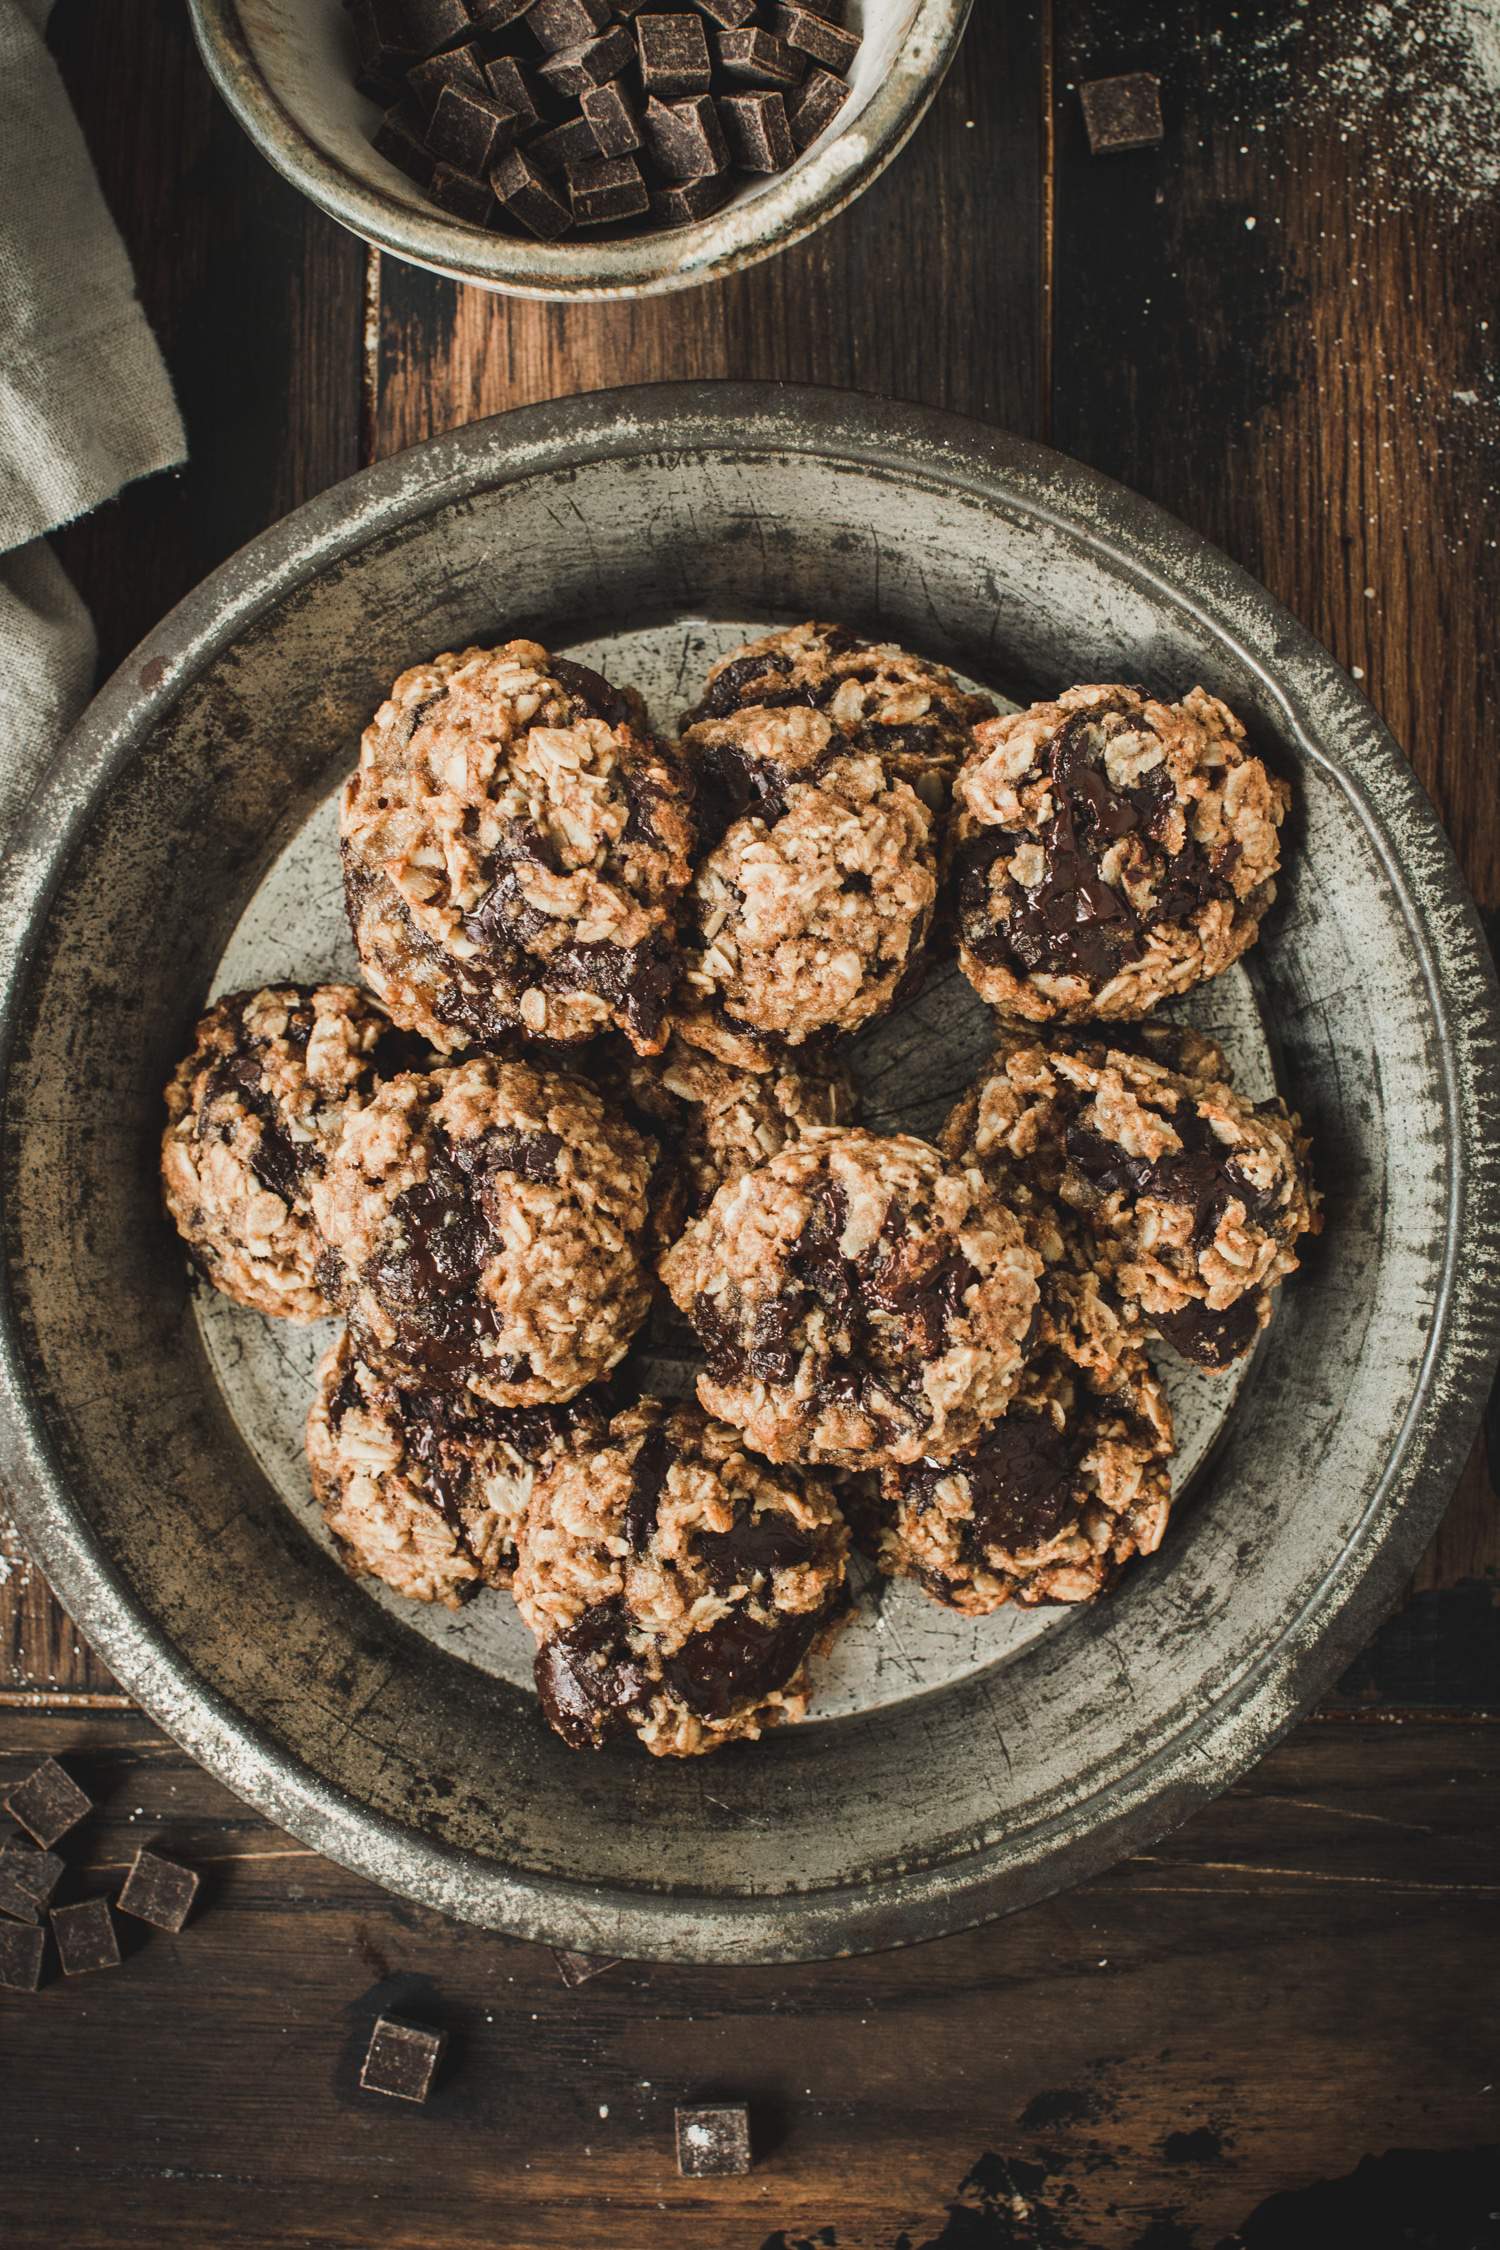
[875, 1343, 1174, 1613]
[660, 1126, 1043, 1469]
[161, 982, 412, 1321]
[307, 1330, 603, 1607]
[513, 1397, 849, 1756]
[686, 621, 995, 810]
[341, 641, 694, 1056]
[952, 684, 1289, 1023]
[674, 703, 940, 1067]
[598, 1034, 857, 1256]
[946, 1031, 1317, 1370]
[311, 1056, 655, 1405]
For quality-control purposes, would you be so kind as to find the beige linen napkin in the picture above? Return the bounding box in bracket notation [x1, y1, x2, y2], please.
[0, 0, 186, 830]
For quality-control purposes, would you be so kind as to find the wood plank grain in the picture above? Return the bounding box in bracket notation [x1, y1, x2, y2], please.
[373, 3, 1044, 455]
[1049, 0, 1500, 1688]
[0, 1708, 1495, 2248]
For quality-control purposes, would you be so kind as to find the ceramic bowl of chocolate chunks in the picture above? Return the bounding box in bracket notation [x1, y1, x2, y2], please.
[187, 0, 974, 298]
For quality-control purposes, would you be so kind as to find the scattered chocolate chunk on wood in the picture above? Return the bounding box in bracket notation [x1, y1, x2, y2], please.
[581, 78, 641, 154]
[787, 63, 848, 150]
[650, 174, 733, 223]
[0, 1919, 46, 1993]
[552, 1947, 623, 1987]
[768, 2, 857, 74]
[637, 12, 713, 97]
[643, 92, 729, 179]
[360, 2015, 447, 2102]
[719, 88, 793, 172]
[5, 1758, 91, 1850]
[493, 146, 574, 235]
[0, 1845, 64, 1925]
[51, 1898, 120, 1978]
[676, 2104, 753, 2176]
[428, 80, 521, 171]
[428, 160, 497, 220]
[714, 24, 803, 86]
[528, 0, 613, 46]
[1079, 72, 1163, 155]
[569, 152, 651, 223]
[117, 1849, 199, 1934]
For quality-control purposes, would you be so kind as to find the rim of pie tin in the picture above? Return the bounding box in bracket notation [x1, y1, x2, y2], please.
[0, 383, 1496, 1964]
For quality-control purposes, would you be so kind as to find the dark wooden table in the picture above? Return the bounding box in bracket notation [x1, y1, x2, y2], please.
[4, 5, 1498, 2244]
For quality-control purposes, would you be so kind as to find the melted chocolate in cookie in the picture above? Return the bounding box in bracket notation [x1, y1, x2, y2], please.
[661, 1603, 821, 1724]
[535, 1598, 651, 1750]
[1151, 1291, 1262, 1370]
[624, 1416, 677, 1552]
[905, 1412, 1081, 1563]
[1065, 1100, 1273, 1248]
[198, 995, 319, 1210]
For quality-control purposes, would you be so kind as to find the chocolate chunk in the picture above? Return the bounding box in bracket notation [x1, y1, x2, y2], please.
[393, 0, 474, 54]
[664, 1603, 821, 1721]
[714, 25, 804, 86]
[429, 160, 498, 221]
[529, 113, 603, 173]
[676, 2104, 753, 2177]
[787, 62, 849, 148]
[636, 11, 713, 97]
[351, 0, 421, 74]
[552, 1947, 622, 1986]
[526, 0, 610, 47]
[650, 174, 733, 224]
[581, 79, 642, 156]
[407, 39, 484, 109]
[117, 1849, 199, 1933]
[483, 53, 543, 130]
[719, 89, 794, 172]
[360, 2014, 447, 2101]
[534, 1600, 651, 1749]
[51, 1898, 120, 1977]
[692, 0, 755, 24]
[538, 24, 635, 95]
[0, 1845, 64, 1925]
[0, 1921, 45, 1992]
[767, 3, 859, 73]
[1151, 1293, 1261, 1371]
[428, 80, 521, 171]
[5, 1758, 90, 1849]
[624, 1417, 676, 1550]
[373, 107, 439, 185]
[470, 0, 535, 25]
[1079, 72, 1164, 155]
[569, 153, 652, 223]
[642, 93, 729, 181]
[908, 1414, 1079, 1560]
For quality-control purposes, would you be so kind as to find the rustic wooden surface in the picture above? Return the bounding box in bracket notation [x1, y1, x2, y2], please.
[4, 1, 1498, 2243]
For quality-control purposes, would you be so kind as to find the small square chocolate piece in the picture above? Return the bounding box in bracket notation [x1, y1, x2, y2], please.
[360, 2014, 447, 2102]
[692, 0, 755, 25]
[0, 1844, 64, 1925]
[526, 0, 610, 48]
[1079, 72, 1163, 155]
[713, 25, 803, 88]
[51, 1897, 120, 1977]
[538, 23, 635, 95]
[117, 1849, 199, 1934]
[430, 160, 498, 220]
[351, 0, 419, 75]
[529, 113, 603, 173]
[5, 1758, 90, 1850]
[0, 1920, 45, 1993]
[483, 53, 542, 131]
[675, 2104, 753, 2177]
[493, 146, 574, 235]
[637, 12, 713, 97]
[569, 153, 651, 224]
[396, 0, 474, 55]
[787, 63, 848, 150]
[408, 40, 484, 110]
[651, 173, 734, 226]
[429, 80, 521, 171]
[581, 80, 641, 156]
[719, 89, 794, 172]
[642, 93, 728, 181]
[767, 3, 858, 74]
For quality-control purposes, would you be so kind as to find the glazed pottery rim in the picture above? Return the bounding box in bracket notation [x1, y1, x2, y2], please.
[2, 383, 1498, 1963]
[185, 0, 975, 301]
